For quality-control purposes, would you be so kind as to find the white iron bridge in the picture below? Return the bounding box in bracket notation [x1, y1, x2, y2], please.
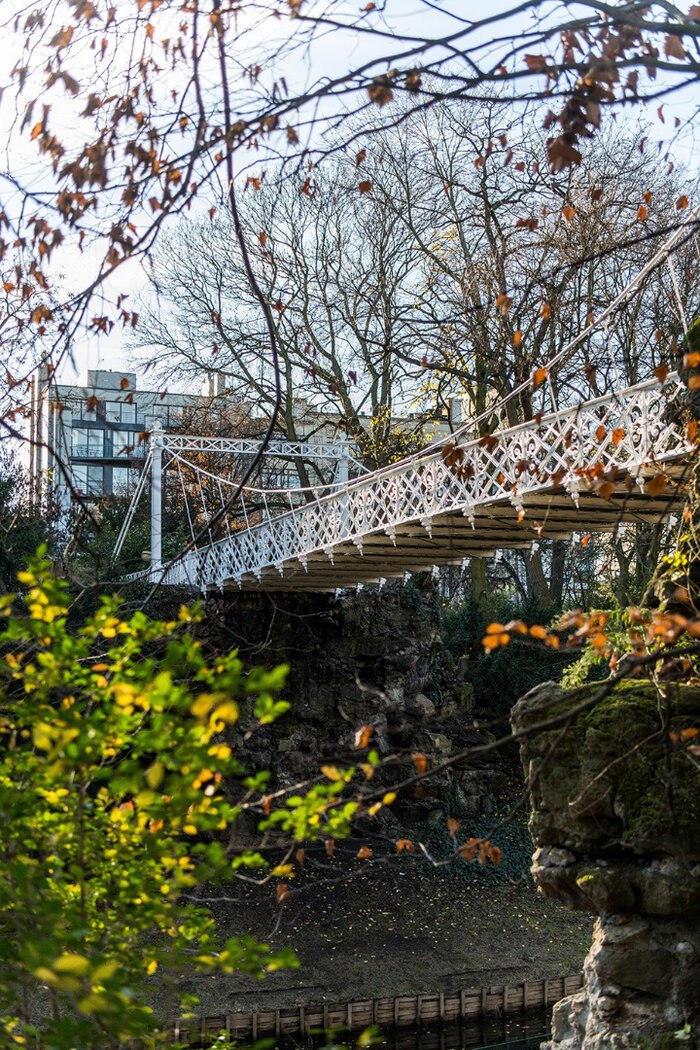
[151, 373, 691, 592]
[114, 208, 698, 593]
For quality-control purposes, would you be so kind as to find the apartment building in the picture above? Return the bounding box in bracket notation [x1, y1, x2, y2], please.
[27, 368, 366, 508]
[28, 368, 249, 506]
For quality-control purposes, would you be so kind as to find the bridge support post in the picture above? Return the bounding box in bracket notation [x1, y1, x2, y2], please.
[150, 425, 163, 578]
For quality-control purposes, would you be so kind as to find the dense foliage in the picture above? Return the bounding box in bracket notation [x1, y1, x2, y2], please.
[0, 553, 362, 1049]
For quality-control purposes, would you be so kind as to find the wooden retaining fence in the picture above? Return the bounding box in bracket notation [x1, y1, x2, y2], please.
[162, 973, 583, 1047]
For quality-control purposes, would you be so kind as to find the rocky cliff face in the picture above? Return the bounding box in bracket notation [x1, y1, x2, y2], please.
[204, 581, 493, 824]
[512, 680, 700, 1050]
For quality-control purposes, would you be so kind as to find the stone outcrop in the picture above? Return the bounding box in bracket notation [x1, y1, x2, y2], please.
[512, 680, 700, 1050]
[205, 580, 493, 823]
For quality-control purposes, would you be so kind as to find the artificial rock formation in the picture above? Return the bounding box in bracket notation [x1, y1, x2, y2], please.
[205, 580, 492, 823]
[512, 680, 700, 1050]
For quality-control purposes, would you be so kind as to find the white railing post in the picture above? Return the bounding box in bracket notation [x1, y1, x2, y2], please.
[150, 423, 163, 578]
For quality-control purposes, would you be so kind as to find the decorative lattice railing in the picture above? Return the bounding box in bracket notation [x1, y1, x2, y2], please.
[159, 373, 689, 591]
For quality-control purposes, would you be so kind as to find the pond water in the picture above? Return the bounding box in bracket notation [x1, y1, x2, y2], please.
[249, 1007, 552, 1050]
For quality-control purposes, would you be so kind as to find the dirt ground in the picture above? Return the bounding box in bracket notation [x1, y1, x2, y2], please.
[166, 843, 593, 1020]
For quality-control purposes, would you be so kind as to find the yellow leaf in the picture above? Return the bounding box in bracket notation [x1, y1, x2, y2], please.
[92, 959, 119, 982]
[32, 723, 53, 751]
[53, 954, 90, 976]
[190, 693, 215, 718]
[145, 761, 164, 788]
[382, 791, 396, 805]
[320, 764, 341, 781]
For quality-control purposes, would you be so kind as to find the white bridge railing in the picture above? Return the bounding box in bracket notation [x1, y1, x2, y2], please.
[159, 373, 689, 590]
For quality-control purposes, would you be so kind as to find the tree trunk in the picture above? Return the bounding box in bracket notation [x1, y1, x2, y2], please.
[525, 549, 551, 604]
[549, 540, 567, 607]
[471, 556, 487, 607]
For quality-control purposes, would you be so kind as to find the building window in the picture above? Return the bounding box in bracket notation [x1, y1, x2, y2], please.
[79, 400, 97, 421]
[73, 464, 104, 495]
[112, 467, 139, 495]
[71, 428, 104, 458]
[110, 430, 136, 457]
[105, 401, 138, 425]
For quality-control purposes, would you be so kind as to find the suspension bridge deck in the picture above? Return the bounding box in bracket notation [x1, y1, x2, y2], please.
[159, 374, 691, 593]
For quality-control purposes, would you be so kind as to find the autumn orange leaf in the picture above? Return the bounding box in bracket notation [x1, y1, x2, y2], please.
[676, 195, 689, 210]
[354, 724, 375, 749]
[645, 474, 669, 497]
[653, 364, 670, 384]
[276, 884, 290, 904]
[561, 205, 575, 222]
[325, 838, 335, 857]
[358, 180, 372, 194]
[357, 846, 373, 860]
[595, 424, 606, 441]
[531, 367, 547, 390]
[412, 752, 427, 776]
[295, 848, 306, 866]
[540, 302, 551, 319]
[513, 330, 522, 348]
[612, 428, 624, 447]
[664, 34, 687, 60]
[637, 205, 648, 222]
[598, 482, 615, 501]
[458, 837, 479, 861]
[447, 817, 460, 839]
[396, 839, 415, 852]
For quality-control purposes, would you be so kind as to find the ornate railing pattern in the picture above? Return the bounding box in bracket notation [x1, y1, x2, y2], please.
[159, 374, 689, 590]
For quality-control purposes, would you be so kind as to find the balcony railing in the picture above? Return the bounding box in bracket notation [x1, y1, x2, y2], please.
[71, 444, 147, 459]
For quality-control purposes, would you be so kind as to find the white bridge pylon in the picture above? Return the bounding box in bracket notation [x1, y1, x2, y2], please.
[158, 372, 691, 593]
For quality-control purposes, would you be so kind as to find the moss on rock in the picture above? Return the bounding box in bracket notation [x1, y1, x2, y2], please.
[512, 679, 700, 859]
